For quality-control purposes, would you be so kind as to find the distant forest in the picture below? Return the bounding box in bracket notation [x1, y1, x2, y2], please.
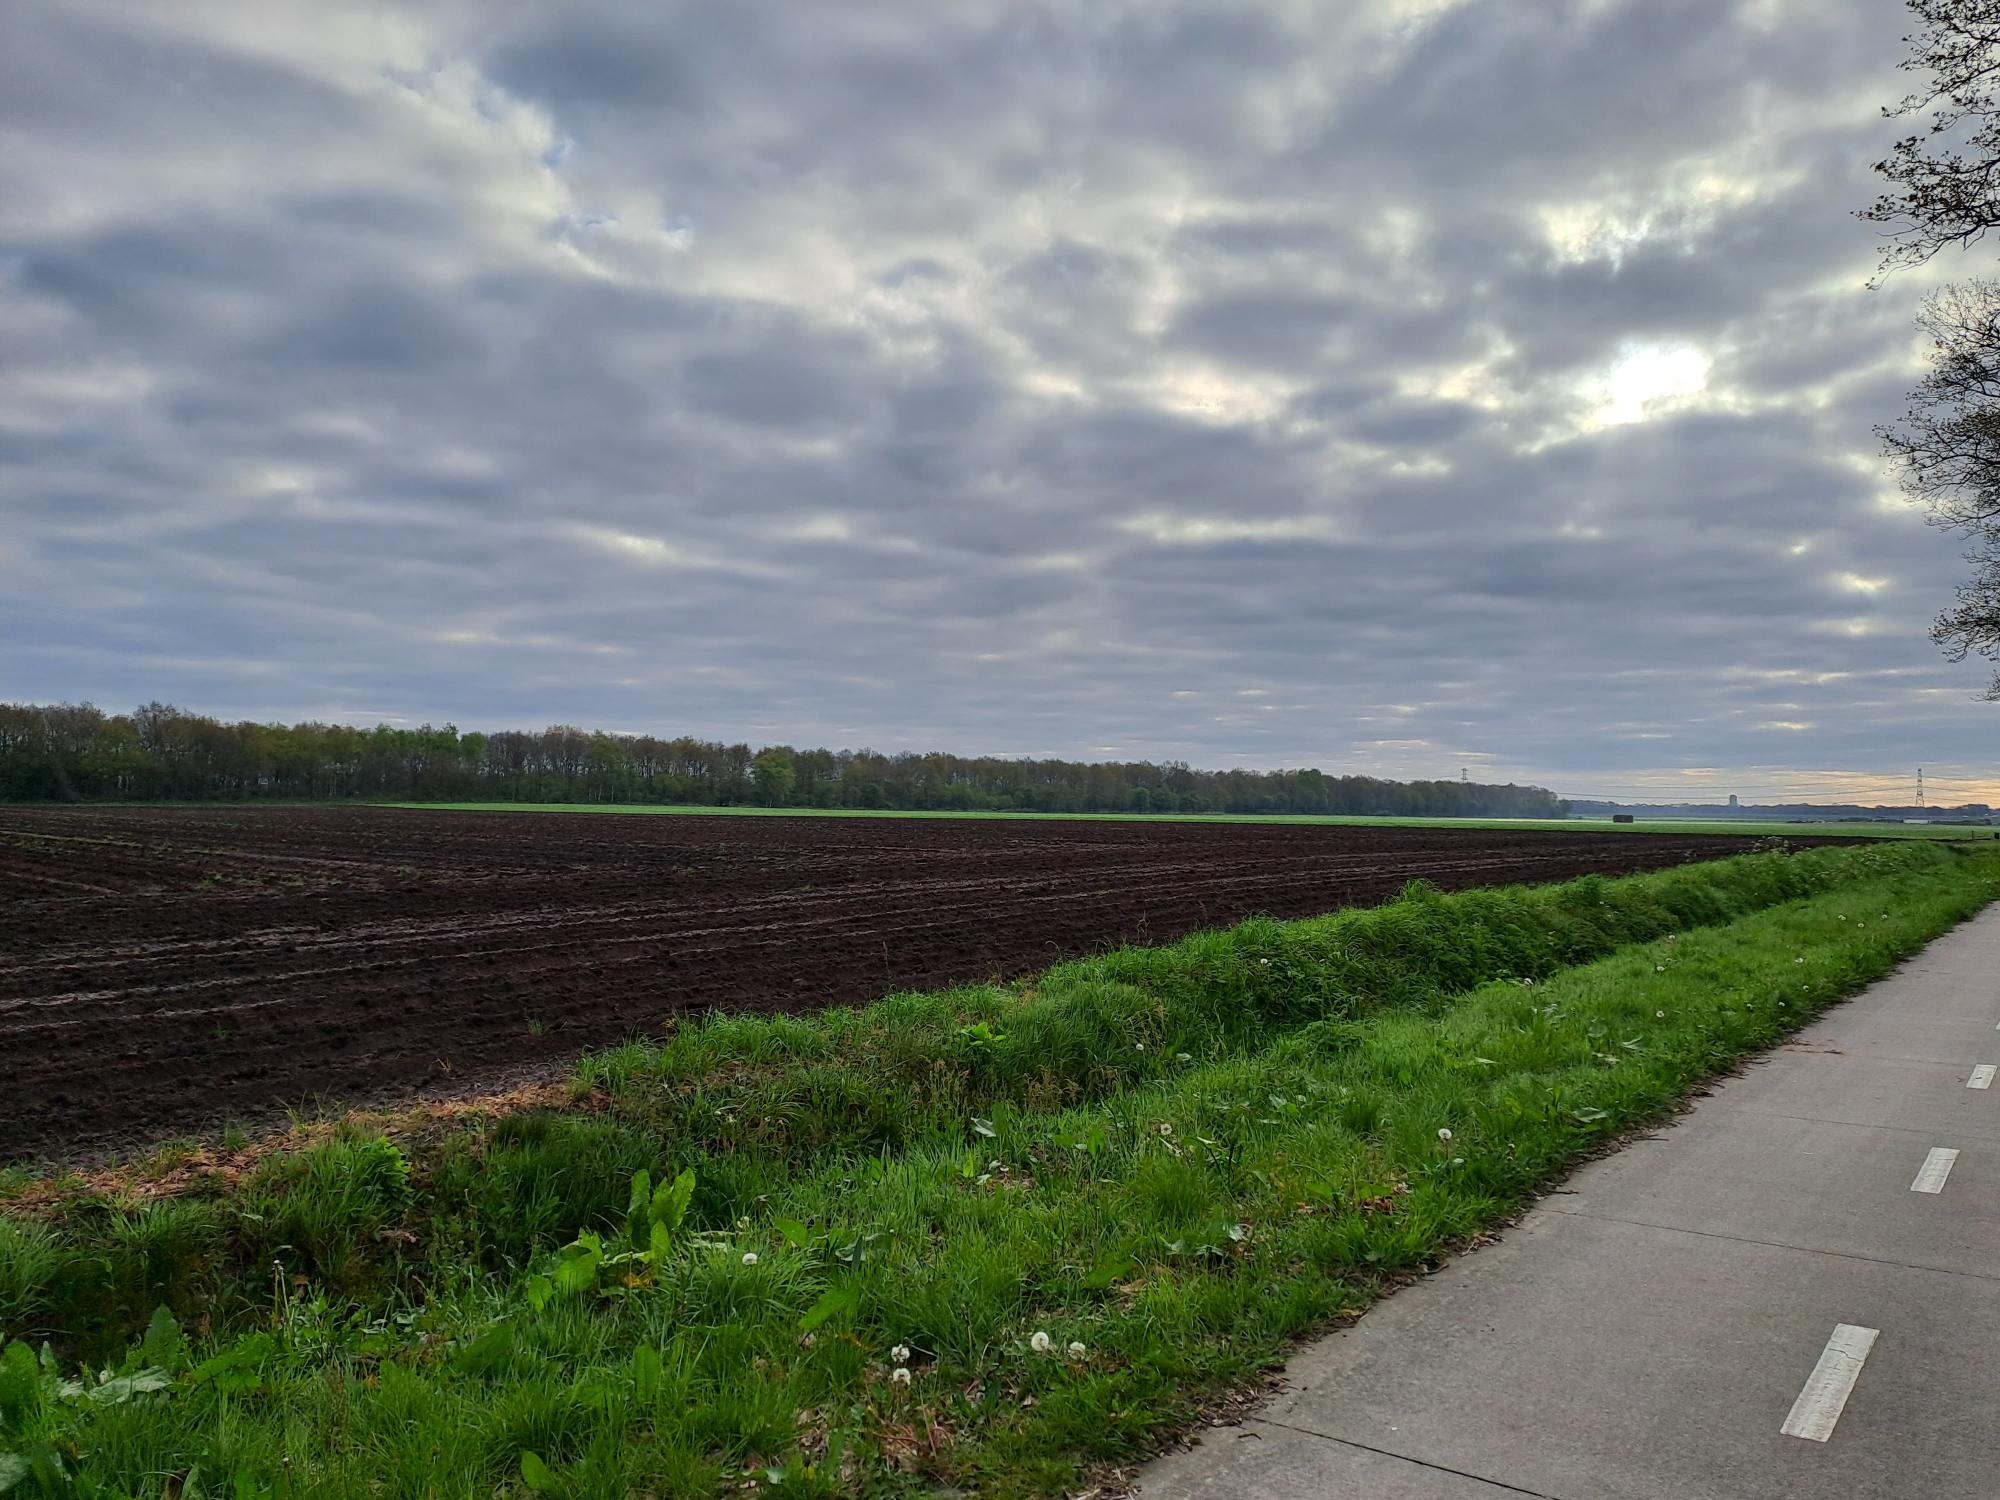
[0, 702, 1571, 818]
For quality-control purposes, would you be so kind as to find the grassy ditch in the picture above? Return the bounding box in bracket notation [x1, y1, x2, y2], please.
[1, 841, 1944, 1339]
[2, 841, 1997, 1496]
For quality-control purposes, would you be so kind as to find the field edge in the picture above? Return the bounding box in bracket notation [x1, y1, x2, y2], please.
[5, 845, 2000, 1499]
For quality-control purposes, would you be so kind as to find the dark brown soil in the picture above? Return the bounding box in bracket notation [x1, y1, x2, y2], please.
[0, 806, 1772, 1160]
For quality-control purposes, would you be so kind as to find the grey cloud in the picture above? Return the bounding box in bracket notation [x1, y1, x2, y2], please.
[1307, 0, 1875, 194]
[0, 0, 1990, 798]
[1342, 397, 1486, 448]
[1167, 290, 1356, 372]
[267, 283, 488, 372]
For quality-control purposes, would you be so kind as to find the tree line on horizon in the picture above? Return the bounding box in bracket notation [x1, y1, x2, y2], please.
[0, 701, 1571, 818]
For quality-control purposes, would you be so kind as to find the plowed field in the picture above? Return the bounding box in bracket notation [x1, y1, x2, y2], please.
[0, 806, 1771, 1159]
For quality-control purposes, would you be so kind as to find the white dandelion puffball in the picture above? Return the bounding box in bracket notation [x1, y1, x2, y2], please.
[891, 1367, 911, 1386]
[1030, 1331, 1052, 1354]
[1437, 1128, 1452, 1143]
[1067, 1341, 1087, 1360]
[741, 1252, 758, 1266]
[891, 1344, 911, 1365]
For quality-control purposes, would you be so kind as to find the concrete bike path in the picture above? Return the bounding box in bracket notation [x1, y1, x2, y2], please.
[1136, 904, 2000, 1499]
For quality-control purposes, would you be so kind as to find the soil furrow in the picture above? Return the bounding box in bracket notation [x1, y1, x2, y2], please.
[0, 804, 1778, 1160]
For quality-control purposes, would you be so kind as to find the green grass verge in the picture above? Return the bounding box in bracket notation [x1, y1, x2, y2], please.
[1, 841, 1944, 1342]
[377, 802, 1990, 839]
[3, 842, 1996, 1495]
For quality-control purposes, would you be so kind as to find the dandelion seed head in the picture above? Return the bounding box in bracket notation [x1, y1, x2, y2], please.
[1067, 1341, 1087, 1360]
[891, 1344, 911, 1364]
[1030, 1331, 1052, 1354]
[741, 1252, 758, 1265]
[891, 1367, 911, 1386]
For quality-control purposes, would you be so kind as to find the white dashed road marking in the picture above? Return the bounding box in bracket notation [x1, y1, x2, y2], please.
[1967, 1065, 1995, 1090]
[1781, 1324, 1880, 1443]
[1910, 1147, 1959, 1194]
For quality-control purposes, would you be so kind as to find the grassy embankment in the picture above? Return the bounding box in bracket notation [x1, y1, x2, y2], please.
[3, 840, 1997, 1496]
[384, 801, 1991, 839]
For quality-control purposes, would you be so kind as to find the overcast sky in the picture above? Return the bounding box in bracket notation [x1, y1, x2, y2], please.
[4, 0, 1994, 804]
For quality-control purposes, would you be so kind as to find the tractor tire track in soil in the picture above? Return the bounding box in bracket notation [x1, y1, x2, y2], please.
[0, 806, 1774, 1160]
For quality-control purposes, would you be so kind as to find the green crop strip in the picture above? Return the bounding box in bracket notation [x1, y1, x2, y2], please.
[3, 841, 1996, 1496]
[387, 801, 1991, 838]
